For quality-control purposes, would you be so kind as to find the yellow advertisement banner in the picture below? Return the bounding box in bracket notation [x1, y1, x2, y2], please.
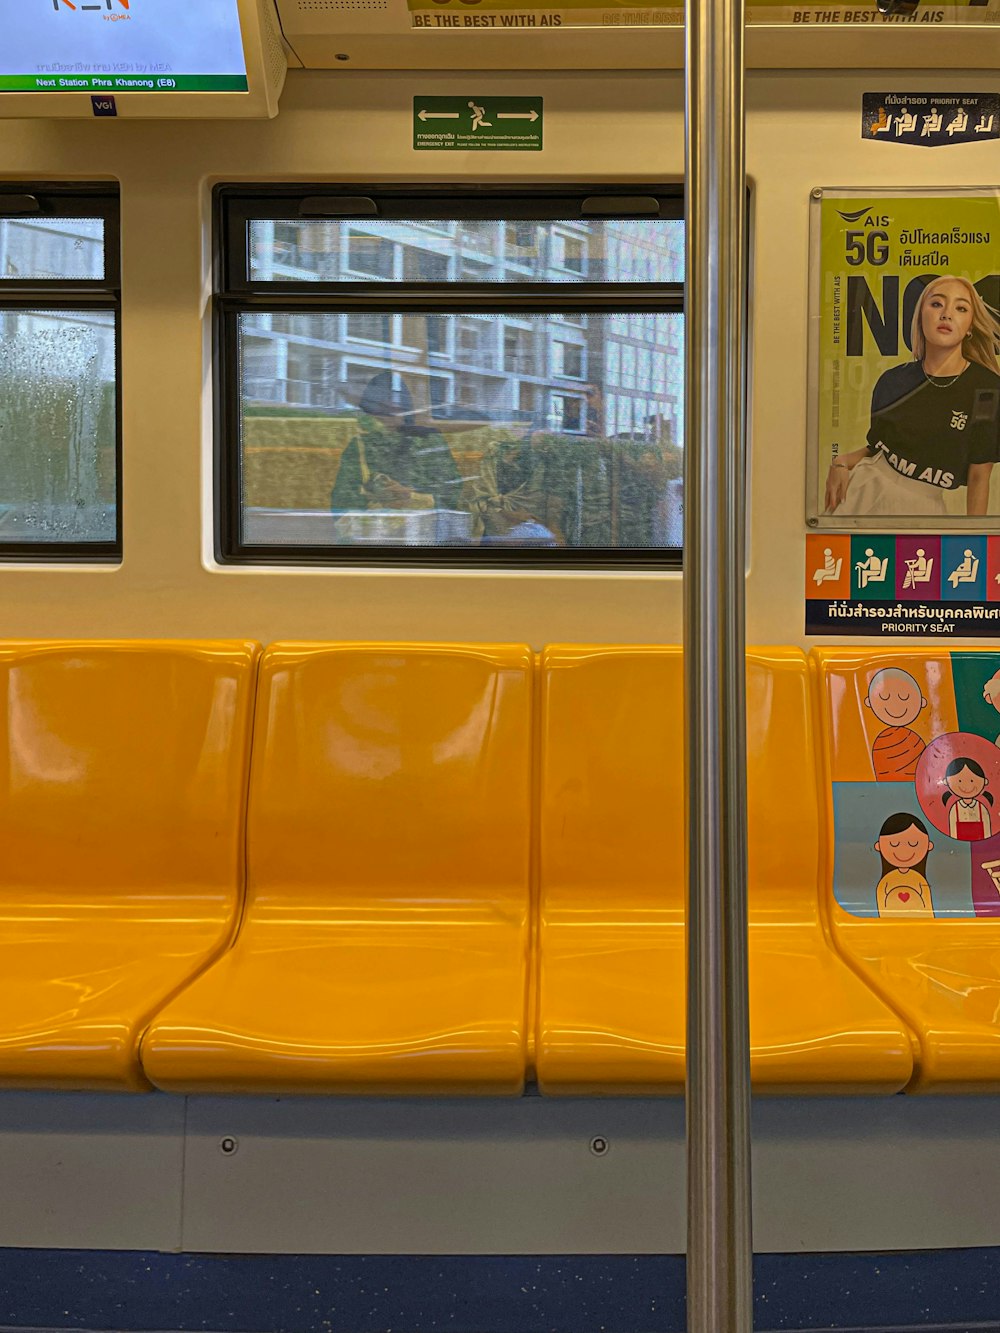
[409, 0, 1000, 31]
[810, 188, 1000, 529]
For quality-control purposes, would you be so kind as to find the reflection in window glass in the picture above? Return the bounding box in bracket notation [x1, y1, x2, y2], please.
[424, 314, 448, 354]
[248, 218, 684, 285]
[403, 246, 449, 283]
[239, 311, 683, 551]
[554, 341, 584, 379]
[505, 326, 533, 375]
[347, 312, 393, 345]
[0, 309, 116, 542]
[0, 218, 105, 281]
[607, 342, 620, 382]
[346, 231, 394, 279]
[556, 232, 585, 275]
[504, 222, 538, 266]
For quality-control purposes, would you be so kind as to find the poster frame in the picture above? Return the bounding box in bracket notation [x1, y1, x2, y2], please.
[806, 184, 1000, 534]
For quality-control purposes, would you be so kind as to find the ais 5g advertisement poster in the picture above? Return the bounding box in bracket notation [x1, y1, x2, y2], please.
[810, 188, 1000, 530]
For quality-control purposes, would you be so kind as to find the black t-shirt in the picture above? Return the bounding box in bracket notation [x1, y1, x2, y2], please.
[865, 360, 1000, 490]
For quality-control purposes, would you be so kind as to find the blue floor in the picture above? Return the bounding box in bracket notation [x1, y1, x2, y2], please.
[1, 1250, 1000, 1332]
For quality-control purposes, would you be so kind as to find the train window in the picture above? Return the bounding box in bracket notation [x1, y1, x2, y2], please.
[244, 217, 683, 286]
[218, 187, 684, 568]
[0, 186, 120, 560]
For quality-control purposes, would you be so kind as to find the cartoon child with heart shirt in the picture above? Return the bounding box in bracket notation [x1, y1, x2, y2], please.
[874, 812, 936, 918]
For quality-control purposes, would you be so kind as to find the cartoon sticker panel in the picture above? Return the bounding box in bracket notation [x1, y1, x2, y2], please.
[805, 534, 1000, 638]
[822, 653, 958, 785]
[915, 733, 1000, 843]
[833, 784, 970, 919]
[952, 653, 1000, 744]
[822, 651, 1000, 919]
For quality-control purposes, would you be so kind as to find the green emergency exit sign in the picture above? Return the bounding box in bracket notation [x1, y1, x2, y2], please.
[413, 96, 543, 151]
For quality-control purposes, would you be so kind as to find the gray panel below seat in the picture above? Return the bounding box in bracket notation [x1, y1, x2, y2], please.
[0, 1092, 185, 1251]
[3, 1092, 1000, 1255]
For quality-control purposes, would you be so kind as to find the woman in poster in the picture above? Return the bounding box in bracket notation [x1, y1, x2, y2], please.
[825, 276, 1000, 517]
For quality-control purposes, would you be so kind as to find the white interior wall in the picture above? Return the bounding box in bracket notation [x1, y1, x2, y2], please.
[1, 66, 996, 647]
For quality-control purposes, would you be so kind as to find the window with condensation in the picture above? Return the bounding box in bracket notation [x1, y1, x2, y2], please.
[0, 186, 120, 560]
[217, 187, 684, 567]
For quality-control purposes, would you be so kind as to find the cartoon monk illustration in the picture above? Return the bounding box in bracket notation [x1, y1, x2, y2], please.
[874, 812, 935, 918]
[864, 667, 928, 781]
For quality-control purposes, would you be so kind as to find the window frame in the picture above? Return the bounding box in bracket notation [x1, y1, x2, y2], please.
[216, 184, 685, 570]
[0, 183, 121, 563]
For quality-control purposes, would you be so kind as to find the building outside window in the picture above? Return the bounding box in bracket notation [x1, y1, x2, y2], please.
[347, 312, 393, 346]
[554, 340, 585, 380]
[345, 230, 395, 279]
[554, 230, 586, 275]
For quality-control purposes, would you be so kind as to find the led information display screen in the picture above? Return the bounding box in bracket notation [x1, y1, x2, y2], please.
[0, 0, 248, 93]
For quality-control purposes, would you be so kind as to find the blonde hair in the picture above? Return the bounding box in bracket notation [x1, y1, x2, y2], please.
[910, 275, 1000, 375]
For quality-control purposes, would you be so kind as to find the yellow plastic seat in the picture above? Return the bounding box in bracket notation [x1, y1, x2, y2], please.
[142, 643, 533, 1095]
[537, 646, 913, 1095]
[0, 640, 260, 1091]
[813, 648, 1000, 1092]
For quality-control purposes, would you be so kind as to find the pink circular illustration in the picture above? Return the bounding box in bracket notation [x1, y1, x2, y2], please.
[915, 732, 1000, 844]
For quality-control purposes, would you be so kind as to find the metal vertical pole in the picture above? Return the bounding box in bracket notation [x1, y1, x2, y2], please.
[683, 0, 752, 1326]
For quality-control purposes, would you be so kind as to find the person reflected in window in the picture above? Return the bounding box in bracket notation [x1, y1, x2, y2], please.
[530, 383, 678, 549]
[507, 396, 609, 546]
[616, 409, 678, 549]
[527, 383, 613, 547]
[330, 371, 463, 513]
[595, 385, 676, 549]
[465, 434, 562, 546]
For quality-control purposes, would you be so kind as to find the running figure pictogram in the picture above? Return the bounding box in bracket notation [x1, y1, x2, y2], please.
[468, 101, 492, 131]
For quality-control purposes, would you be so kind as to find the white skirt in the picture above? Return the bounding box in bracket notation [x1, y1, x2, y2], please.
[835, 452, 950, 518]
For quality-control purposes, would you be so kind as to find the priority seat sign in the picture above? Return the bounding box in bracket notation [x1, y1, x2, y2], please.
[414, 96, 543, 151]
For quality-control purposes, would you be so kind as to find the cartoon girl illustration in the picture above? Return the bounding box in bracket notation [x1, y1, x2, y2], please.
[942, 756, 994, 841]
[874, 812, 935, 918]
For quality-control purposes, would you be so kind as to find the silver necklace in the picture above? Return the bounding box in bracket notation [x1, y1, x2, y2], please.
[924, 363, 967, 388]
